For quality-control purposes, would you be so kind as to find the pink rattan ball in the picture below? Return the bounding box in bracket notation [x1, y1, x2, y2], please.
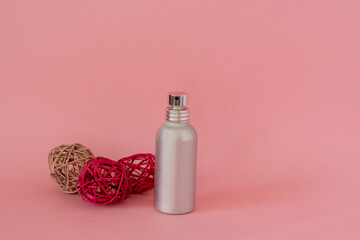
[76, 157, 131, 204]
[119, 153, 155, 193]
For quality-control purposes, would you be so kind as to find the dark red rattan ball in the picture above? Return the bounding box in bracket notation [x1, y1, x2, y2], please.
[76, 157, 131, 204]
[119, 153, 155, 193]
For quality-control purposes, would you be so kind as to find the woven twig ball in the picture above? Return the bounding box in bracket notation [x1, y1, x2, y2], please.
[76, 157, 131, 204]
[48, 143, 94, 193]
[119, 153, 155, 193]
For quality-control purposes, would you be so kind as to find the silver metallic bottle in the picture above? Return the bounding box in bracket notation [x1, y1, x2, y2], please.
[154, 92, 198, 214]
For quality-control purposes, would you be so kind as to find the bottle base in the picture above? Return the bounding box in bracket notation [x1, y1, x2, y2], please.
[154, 205, 195, 215]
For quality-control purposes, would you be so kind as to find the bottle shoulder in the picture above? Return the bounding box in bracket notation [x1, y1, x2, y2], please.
[158, 121, 196, 131]
[156, 121, 197, 140]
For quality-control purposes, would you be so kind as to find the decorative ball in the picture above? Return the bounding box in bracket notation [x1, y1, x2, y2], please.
[48, 143, 94, 193]
[119, 153, 155, 193]
[76, 157, 131, 204]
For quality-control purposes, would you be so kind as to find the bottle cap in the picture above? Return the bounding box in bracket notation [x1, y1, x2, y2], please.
[169, 92, 187, 106]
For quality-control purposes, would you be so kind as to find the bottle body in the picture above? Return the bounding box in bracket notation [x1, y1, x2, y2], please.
[154, 121, 197, 214]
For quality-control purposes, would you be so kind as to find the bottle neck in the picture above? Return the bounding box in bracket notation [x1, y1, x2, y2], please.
[166, 106, 189, 123]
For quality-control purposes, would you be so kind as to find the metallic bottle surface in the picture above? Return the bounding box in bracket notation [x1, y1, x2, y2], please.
[154, 92, 197, 214]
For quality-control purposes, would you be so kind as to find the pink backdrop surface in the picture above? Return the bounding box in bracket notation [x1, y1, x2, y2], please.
[1, 0, 359, 239]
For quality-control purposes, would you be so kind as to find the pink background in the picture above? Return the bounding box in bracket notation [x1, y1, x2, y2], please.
[1, 0, 359, 239]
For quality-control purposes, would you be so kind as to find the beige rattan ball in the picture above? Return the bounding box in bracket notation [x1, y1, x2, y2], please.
[48, 143, 94, 193]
